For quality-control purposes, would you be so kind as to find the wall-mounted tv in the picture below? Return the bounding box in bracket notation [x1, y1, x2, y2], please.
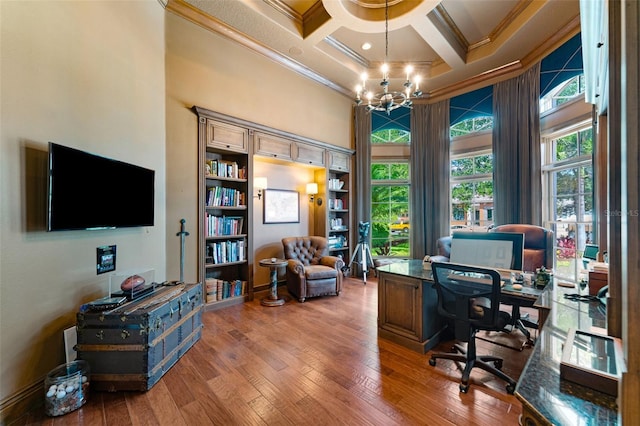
[47, 142, 155, 231]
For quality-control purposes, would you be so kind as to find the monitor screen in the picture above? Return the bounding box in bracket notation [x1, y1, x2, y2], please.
[449, 231, 525, 271]
[47, 142, 155, 231]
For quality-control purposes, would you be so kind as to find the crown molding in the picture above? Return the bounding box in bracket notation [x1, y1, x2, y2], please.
[165, 0, 351, 97]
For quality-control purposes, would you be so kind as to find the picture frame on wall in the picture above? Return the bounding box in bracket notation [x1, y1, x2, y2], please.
[263, 189, 299, 224]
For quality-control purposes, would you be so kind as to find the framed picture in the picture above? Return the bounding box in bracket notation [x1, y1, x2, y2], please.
[263, 189, 299, 223]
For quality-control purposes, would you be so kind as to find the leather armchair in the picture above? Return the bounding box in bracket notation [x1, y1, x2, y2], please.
[429, 236, 452, 263]
[491, 224, 554, 272]
[281, 236, 344, 302]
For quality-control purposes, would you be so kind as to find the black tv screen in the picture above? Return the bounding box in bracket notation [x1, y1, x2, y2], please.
[47, 142, 155, 231]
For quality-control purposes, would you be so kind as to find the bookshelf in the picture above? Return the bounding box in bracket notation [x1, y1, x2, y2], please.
[314, 149, 353, 264]
[194, 107, 253, 311]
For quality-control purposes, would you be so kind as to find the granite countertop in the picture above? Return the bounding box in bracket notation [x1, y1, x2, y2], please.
[515, 284, 618, 425]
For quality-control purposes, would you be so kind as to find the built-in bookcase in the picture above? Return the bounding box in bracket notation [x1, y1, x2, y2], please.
[194, 106, 253, 311]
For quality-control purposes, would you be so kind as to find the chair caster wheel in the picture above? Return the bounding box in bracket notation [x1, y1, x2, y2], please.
[506, 384, 515, 394]
[460, 383, 469, 393]
[494, 360, 503, 369]
[429, 358, 436, 366]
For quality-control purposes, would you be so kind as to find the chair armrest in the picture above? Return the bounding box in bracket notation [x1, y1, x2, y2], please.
[320, 255, 345, 271]
[286, 259, 305, 276]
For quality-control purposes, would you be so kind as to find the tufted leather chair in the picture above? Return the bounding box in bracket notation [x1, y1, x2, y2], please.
[491, 224, 554, 272]
[281, 236, 344, 302]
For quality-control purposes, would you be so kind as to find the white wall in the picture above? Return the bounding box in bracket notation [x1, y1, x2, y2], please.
[0, 0, 166, 407]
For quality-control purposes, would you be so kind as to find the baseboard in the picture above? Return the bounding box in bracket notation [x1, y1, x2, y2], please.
[0, 379, 43, 425]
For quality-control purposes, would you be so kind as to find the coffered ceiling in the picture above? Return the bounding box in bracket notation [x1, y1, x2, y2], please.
[165, 0, 581, 102]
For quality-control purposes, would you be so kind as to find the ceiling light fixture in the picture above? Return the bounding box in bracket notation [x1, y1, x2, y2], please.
[354, 0, 422, 114]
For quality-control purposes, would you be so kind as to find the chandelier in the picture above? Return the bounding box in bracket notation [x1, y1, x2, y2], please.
[354, 0, 422, 114]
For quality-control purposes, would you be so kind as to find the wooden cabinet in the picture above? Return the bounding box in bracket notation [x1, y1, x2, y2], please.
[194, 107, 253, 311]
[377, 269, 443, 353]
[254, 133, 325, 167]
[205, 119, 248, 153]
[294, 143, 325, 167]
[328, 150, 350, 172]
[254, 132, 293, 161]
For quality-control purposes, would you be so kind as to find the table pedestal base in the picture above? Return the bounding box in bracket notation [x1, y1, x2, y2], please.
[261, 297, 285, 307]
[260, 261, 287, 307]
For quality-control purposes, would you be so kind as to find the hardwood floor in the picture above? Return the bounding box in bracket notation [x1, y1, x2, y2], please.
[16, 275, 534, 425]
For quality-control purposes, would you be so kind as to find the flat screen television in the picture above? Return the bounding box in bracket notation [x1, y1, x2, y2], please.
[47, 142, 155, 231]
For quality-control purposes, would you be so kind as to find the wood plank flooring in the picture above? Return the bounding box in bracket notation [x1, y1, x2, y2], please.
[15, 275, 535, 425]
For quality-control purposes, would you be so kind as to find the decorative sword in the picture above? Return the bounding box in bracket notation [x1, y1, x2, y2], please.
[176, 219, 189, 283]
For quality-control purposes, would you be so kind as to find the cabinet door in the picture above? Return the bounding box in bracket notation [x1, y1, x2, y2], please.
[206, 119, 248, 153]
[254, 133, 293, 161]
[328, 151, 351, 172]
[378, 273, 423, 341]
[294, 143, 325, 166]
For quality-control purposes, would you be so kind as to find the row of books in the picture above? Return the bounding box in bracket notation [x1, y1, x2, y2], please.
[205, 214, 244, 237]
[205, 279, 247, 302]
[207, 239, 246, 264]
[206, 159, 247, 180]
[207, 186, 246, 207]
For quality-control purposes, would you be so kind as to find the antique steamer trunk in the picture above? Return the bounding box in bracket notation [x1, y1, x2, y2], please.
[76, 283, 203, 391]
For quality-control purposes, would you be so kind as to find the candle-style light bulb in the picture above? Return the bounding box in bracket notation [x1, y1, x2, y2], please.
[414, 75, 421, 92]
[380, 63, 389, 80]
[405, 65, 414, 82]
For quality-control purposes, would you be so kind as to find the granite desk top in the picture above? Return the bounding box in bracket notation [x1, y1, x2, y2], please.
[376, 259, 546, 304]
[515, 284, 618, 425]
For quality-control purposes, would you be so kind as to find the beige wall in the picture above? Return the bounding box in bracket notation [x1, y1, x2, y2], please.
[164, 13, 353, 283]
[0, 0, 166, 410]
[252, 160, 319, 286]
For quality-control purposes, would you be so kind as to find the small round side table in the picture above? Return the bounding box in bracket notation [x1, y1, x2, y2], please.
[259, 258, 288, 306]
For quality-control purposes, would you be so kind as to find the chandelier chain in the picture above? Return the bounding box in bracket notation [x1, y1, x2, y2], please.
[385, 0, 389, 63]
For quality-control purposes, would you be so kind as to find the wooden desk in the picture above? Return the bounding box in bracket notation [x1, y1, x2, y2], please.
[376, 261, 444, 353]
[376, 260, 545, 353]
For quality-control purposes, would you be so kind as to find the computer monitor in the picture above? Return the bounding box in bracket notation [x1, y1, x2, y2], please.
[582, 244, 599, 268]
[449, 231, 525, 271]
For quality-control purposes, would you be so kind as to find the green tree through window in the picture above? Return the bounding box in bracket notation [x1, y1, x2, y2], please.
[370, 127, 410, 257]
[450, 153, 494, 231]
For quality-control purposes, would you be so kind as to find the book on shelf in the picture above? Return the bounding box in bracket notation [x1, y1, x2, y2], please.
[206, 160, 247, 180]
[205, 214, 244, 237]
[207, 239, 246, 264]
[206, 186, 246, 207]
[206, 279, 247, 302]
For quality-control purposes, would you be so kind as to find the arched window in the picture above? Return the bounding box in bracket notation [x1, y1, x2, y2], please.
[371, 128, 410, 144]
[540, 74, 586, 113]
[450, 116, 493, 138]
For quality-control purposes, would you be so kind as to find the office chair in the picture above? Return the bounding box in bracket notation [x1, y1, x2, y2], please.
[491, 224, 554, 348]
[428, 262, 517, 394]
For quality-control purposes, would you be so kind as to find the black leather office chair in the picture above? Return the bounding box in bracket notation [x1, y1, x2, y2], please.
[491, 224, 554, 348]
[428, 262, 517, 394]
